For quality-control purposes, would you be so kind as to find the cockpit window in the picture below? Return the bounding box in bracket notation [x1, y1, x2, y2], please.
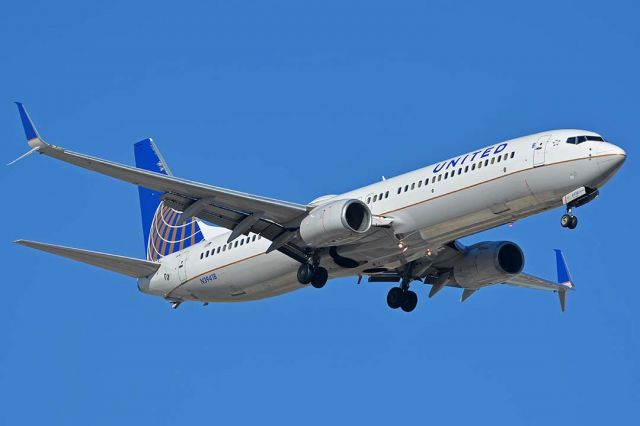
[566, 135, 605, 144]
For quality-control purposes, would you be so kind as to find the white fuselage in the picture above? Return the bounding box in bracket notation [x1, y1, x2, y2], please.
[138, 129, 625, 303]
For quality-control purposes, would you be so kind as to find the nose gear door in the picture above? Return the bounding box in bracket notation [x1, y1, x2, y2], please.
[533, 135, 550, 167]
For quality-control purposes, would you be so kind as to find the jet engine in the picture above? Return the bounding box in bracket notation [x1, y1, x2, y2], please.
[299, 199, 372, 247]
[451, 241, 524, 289]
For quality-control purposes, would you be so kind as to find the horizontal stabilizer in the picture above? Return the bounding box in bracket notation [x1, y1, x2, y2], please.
[15, 240, 160, 278]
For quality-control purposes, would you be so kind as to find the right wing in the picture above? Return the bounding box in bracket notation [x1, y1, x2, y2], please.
[15, 240, 160, 278]
[14, 103, 310, 261]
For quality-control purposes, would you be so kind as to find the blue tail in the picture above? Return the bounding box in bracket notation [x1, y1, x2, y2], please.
[134, 139, 203, 261]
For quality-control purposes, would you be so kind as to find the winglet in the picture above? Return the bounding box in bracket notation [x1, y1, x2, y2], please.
[554, 249, 574, 289]
[554, 249, 574, 312]
[14, 102, 47, 149]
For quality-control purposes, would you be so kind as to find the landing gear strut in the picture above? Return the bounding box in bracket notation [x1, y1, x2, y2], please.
[560, 208, 578, 230]
[386, 278, 418, 312]
[297, 263, 328, 289]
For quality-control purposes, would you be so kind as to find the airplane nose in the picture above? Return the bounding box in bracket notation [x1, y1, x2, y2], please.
[596, 142, 626, 175]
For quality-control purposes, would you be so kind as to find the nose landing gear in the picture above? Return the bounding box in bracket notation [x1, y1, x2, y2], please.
[560, 208, 578, 230]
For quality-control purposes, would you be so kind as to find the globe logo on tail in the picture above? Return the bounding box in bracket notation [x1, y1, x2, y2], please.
[147, 201, 203, 261]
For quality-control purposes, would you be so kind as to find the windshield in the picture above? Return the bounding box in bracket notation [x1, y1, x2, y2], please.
[566, 135, 605, 144]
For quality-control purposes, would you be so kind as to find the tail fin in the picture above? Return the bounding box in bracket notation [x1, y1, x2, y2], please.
[134, 139, 203, 261]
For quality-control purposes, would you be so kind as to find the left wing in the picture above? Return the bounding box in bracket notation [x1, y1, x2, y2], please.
[503, 249, 575, 311]
[14, 103, 310, 261]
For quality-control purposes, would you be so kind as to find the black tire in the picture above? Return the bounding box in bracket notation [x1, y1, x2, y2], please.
[401, 291, 418, 313]
[568, 215, 578, 229]
[311, 267, 328, 289]
[297, 263, 314, 285]
[387, 287, 404, 309]
[560, 214, 571, 228]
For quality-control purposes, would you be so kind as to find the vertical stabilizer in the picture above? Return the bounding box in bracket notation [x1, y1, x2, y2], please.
[134, 139, 203, 260]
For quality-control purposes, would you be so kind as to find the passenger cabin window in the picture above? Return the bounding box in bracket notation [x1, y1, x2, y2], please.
[510, 152, 515, 159]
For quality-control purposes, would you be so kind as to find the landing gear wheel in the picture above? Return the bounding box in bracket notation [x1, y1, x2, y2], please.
[387, 287, 404, 309]
[568, 215, 578, 229]
[401, 290, 418, 313]
[311, 267, 328, 289]
[561, 214, 578, 229]
[297, 263, 314, 285]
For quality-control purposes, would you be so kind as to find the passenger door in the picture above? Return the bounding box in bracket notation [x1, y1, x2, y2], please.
[533, 135, 550, 167]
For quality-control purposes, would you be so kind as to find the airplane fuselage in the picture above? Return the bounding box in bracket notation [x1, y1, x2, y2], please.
[138, 129, 625, 303]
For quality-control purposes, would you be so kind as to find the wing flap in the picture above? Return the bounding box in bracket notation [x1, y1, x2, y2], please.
[16, 240, 161, 278]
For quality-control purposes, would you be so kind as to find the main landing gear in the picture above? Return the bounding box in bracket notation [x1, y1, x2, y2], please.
[560, 208, 578, 230]
[386, 278, 418, 313]
[297, 263, 329, 289]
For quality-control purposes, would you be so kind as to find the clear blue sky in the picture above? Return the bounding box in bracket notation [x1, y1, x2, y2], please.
[1, 1, 638, 424]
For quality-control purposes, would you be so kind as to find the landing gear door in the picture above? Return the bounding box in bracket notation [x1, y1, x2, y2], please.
[533, 135, 550, 167]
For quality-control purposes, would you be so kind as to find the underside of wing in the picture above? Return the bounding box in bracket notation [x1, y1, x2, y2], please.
[16, 240, 161, 278]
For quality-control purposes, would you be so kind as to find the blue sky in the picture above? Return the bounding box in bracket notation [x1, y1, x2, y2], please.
[1, 0, 639, 424]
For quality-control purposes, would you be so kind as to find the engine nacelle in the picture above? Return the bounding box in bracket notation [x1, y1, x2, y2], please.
[299, 199, 372, 247]
[452, 241, 524, 289]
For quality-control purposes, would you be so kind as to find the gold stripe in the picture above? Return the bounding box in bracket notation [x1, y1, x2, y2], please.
[178, 217, 187, 251]
[151, 205, 168, 260]
[379, 154, 619, 216]
[167, 213, 180, 255]
[159, 209, 177, 255]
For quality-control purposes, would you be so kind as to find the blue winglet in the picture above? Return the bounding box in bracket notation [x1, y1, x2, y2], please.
[554, 249, 573, 287]
[14, 102, 40, 141]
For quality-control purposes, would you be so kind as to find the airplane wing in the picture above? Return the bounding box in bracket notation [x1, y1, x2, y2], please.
[14, 103, 310, 261]
[365, 245, 575, 311]
[15, 240, 160, 278]
[503, 249, 575, 311]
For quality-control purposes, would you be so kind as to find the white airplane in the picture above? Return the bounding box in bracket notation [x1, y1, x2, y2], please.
[12, 103, 626, 312]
